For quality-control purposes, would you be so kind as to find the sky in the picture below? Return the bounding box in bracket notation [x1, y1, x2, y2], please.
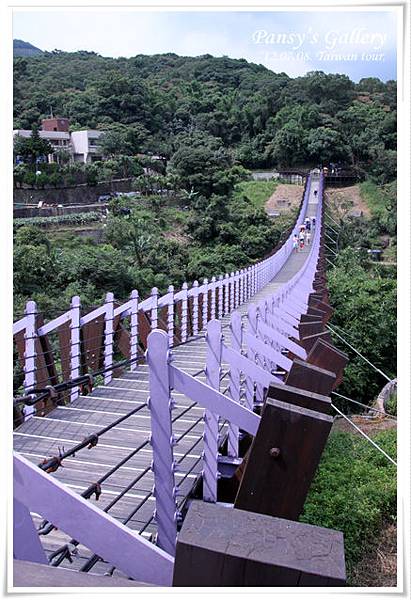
[13, 9, 397, 81]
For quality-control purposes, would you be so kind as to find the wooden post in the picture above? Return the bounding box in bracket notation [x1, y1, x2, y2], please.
[307, 339, 348, 388]
[129, 289, 139, 371]
[70, 295, 81, 402]
[173, 502, 346, 587]
[235, 398, 333, 520]
[103, 292, 114, 385]
[146, 330, 177, 555]
[267, 381, 331, 414]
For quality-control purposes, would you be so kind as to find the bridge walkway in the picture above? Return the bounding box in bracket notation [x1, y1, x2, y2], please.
[12, 182, 319, 577]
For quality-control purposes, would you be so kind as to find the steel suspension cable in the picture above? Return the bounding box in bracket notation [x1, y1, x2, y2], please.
[327, 324, 393, 382]
[331, 403, 397, 466]
[332, 391, 397, 420]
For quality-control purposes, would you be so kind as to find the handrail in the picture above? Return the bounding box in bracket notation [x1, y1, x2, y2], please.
[13, 175, 312, 418]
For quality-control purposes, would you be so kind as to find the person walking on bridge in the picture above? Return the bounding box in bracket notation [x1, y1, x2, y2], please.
[305, 229, 311, 245]
[299, 230, 305, 251]
[292, 234, 298, 252]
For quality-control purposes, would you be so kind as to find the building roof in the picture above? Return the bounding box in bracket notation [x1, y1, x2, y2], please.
[13, 130, 71, 140]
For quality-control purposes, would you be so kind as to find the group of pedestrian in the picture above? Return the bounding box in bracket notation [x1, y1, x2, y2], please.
[292, 216, 316, 252]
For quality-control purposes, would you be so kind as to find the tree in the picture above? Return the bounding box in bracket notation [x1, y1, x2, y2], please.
[13, 125, 53, 164]
[306, 127, 347, 164]
[328, 248, 396, 404]
[169, 132, 233, 198]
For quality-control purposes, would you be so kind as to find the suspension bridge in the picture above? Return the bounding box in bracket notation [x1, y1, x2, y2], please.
[12, 170, 350, 587]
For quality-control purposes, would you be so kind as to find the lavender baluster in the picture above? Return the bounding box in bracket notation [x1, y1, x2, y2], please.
[129, 290, 139, 371]
[150, 287, 159, 329]
[70, 295, 81, 402]
[218, 275, 224, 320]
[23, 300, 37, 420]
[229, 272, 235, 312]
[147, 330, 178, 555]
[234, 270, 240, 308]
[210, 276, 216, 320]
[104, 292, 114, 385]
[180, 282, 188, 343]
[224, 274, 229, 316]
[203, 320, 222, 502]
[227, 311, 242, 457]
[202, 278, 208, 330]
[248, 304, 264, 406]
[192, 280, 199, 336]
[167, 284, 174, 347]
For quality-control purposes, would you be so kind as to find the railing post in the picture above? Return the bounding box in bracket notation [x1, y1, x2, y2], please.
[202, 278, 208, 330]
[129, 289, 139, 371]
[192, 280, 199, 336]
[224, 274, 229, 316]
[23, 300, 37, 420]
[203, 320, 222, 502]
[218, 275, 224, 320]
[147, 330, 178, 556]
[235, 270, 240, 308]
[167, 284, 174, 347]
[104, 292, 114, 385]
[248, 304, 264, 406]
[247, 267, 252, 301]
[228, 311, 242, 458]
[210, 276, 216, 320]
[70, 295, 81, 402]
[181, 282, 188, 343]
[240, 269, 245, 305]
[150, 287, 159, 329]
[230, 272, 235, 312]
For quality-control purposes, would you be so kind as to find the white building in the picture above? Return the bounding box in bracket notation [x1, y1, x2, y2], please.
[13, 129, 72, 163]
[13, 121, 105, 164]
[71, 130, 104, 163]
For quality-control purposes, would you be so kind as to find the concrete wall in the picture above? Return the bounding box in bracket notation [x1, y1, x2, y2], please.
[14, 179, 135, 206]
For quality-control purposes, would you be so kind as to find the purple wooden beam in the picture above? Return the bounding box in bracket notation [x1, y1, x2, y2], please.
[146, 330, 178, 556]
[13, 453, 174, 585]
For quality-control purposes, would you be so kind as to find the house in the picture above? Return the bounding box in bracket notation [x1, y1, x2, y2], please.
[13, 117, 105, 164]
[71, 130, 103, 163]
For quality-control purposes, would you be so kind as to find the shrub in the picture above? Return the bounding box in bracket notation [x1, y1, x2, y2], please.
[301, 429, 397, 575]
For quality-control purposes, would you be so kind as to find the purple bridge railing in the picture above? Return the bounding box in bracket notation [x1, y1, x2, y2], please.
[13, 172, 335, 586]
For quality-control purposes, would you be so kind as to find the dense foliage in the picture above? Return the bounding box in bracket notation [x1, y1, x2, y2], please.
[13, 180, 296, 318]
[14, 52, 396, 180]
[301, 429, 397, 578]
[326, 180, 396, 406]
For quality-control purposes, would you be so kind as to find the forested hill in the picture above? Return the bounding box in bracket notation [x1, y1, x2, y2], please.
[13, 39, 43, 57]
[14, 51, 396, 180]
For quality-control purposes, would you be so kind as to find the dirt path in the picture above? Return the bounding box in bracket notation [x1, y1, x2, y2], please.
[265, 183, 303, 215]
[332, 415, 397, 436]
[325, 185, 371, 219]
